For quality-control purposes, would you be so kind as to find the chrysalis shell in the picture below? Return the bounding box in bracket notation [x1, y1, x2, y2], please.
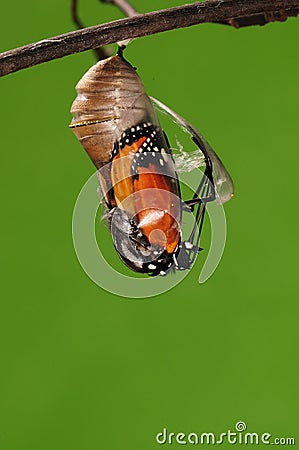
[70, 55, 159, 168]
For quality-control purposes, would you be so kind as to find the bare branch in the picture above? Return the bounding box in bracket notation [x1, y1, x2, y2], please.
[71, 0, 110, 60]
[100, 0, 138, 18]
[214, 5, 299, 27]
[0, 0, 298, 78]
[100, 0, 138, 49]
[71, 0, 84, 30]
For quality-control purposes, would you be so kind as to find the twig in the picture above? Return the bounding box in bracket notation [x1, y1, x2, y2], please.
[100, 0, 138, 18]
[71, 0, 110, 60]
[215, 8, 298, 27]
[100, 0, 138, 49]
[71, 0, 84, 29]
[0, 0, 298, 78]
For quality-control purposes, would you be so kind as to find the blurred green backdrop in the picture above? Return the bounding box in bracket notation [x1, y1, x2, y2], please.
[1, 1, 298, 449]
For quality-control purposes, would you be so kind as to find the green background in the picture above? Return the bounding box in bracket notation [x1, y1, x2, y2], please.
[1, 1, 298, 448]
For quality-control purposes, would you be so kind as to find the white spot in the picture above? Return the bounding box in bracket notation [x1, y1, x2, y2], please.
[146, 138, 150, 142]
[160, 271, 166, 276]
[136, 126, 141, 131]
[161, 148, 168, 161]
[185, 241, 193, 249]
[159, 159, 164, 166]
[152, 152, 156, 157]
[143, 143, 147, 147]
[126, 138, 129, 143]
[148, 264, 156, 270]
[131, 127, 135, 132]
[154, 147, 159, 152]
[173, 254, 178, 266]
[144, 151, 147, 156]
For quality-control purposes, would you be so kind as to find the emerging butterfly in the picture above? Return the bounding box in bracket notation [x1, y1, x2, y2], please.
[70, 47, 234, 276]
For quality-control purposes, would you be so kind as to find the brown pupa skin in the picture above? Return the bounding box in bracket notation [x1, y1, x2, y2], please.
[70, 55, 159, 168]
